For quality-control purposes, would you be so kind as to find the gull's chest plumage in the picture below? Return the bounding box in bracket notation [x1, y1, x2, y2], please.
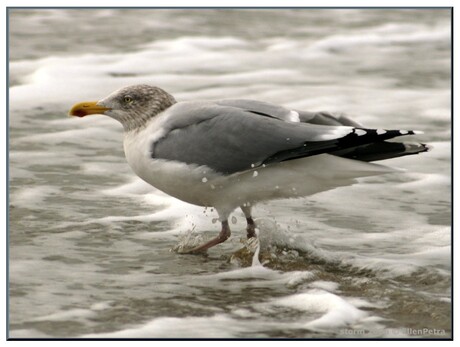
[122, 124, 222, 207]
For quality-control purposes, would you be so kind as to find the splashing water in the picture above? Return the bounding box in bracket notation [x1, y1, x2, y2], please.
[251, 228, 262, 267]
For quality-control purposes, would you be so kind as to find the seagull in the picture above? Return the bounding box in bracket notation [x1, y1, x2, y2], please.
[69, 84, 429, 253]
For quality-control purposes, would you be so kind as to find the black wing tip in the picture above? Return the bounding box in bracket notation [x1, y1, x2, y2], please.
[401, 142, 432, 155]
[404, 130, 424, 136]
[262, 127, 428, 166]
[419, 143, 432, 153]
[410, 130, 424, 135]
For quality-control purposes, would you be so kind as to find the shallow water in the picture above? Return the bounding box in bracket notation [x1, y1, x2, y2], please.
[8, 8, 451, 339]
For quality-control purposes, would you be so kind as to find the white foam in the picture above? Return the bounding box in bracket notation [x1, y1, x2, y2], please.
[10, 150, 81, 167]
[80, 161, 128, 175]
[262, 188, 450, 279]
[32, 308, 96, 322]
[251, 228, 262, 267]
[9, 329, 51, 338]
[270, 290, 370, 331]
[309, 23, 450, 53]
[83, 314, 253, 338]
[310, 280, 340, 292]
[196, 259, 314, 290]
[16, 127, 120, 147]
[142, 36, 249, 50]
[101, 178, 155, 196]
[10, 185, 60, 209]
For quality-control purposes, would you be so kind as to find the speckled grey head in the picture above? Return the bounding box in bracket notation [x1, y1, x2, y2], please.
[97, 84, 177, 131]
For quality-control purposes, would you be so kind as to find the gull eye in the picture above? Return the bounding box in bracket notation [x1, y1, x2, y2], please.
[123, 96, 133, 104]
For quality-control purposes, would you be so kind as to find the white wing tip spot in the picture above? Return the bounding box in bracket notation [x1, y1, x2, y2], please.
[355, 129, 367, 136]
[399, 130, 409, 135]
[288, 110, 300, 122]
[376, 129, 386, 135]
[320, 127, 354, 141]
[202, 177, 208, 183]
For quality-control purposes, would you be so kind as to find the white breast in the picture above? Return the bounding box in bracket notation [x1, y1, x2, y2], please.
[123, 121, 223, 207]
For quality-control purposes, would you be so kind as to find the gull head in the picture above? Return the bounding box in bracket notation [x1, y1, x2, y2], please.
[69, 84, 176, 131]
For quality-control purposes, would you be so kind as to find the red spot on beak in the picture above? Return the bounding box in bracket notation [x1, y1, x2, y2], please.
[68, 101, 111, 117]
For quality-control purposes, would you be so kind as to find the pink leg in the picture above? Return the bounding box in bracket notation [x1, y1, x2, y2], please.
[187, 221, 231, 254]
[241, 205, 256, 238]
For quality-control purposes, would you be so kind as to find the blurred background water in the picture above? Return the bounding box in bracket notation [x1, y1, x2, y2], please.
[8, 8, 451, 338]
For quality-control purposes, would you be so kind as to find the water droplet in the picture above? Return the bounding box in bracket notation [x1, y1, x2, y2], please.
[253, 171, 258, 177]
[251, 163, 255, 168]
[231, 216, 237, 224]
[286, 137, 290, 141]
[275, 185, 280, 189]
[210, 184, 215, 189]
[202, 177, 208, 183]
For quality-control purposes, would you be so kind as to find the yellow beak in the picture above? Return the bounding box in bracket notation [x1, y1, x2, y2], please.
[68, 101, 111, 118]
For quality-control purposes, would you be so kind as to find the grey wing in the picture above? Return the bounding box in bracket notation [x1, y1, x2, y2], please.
[297, 111, 363, 127]
[215, 99, 297, 121]
[216, 99, 363, 126]
[152, 104, 414, 175]
[215, 100, 430, 162]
